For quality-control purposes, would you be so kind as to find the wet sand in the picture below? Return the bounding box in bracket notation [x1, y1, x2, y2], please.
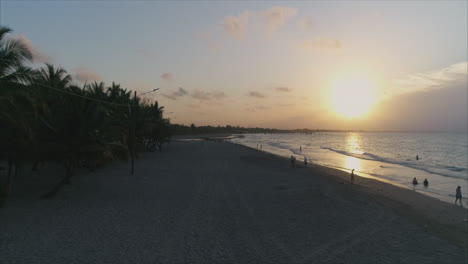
[1, 141, 467, 263]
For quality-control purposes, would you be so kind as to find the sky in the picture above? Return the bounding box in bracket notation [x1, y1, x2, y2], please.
[1, 0, 467, 131]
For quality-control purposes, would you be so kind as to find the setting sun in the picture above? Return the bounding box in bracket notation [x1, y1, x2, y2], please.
[330, 73, 379, 118]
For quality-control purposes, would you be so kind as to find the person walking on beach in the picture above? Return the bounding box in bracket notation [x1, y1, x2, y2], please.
[350, 169, 355, 184]
[455, 186, 462, 206]
[290, 156, 294, 166]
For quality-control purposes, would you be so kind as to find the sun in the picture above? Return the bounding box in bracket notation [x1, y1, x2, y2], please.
[330, 72, 379, 118]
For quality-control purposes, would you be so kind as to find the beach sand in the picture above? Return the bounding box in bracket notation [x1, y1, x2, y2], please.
[1, 141, 467, 263]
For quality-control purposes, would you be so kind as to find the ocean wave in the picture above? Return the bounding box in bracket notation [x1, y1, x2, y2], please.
[320, 144, 467, 180]
[445, 166, 467, 172]
[269, 142, 303, 156]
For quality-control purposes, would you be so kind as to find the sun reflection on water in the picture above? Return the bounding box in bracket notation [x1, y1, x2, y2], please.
[345, 156, 362, 172]
[344, 133, 363, 171]
[345, 133, 364, 154]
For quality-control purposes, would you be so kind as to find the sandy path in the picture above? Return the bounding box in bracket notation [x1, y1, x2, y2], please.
[1, 141, 466, 263]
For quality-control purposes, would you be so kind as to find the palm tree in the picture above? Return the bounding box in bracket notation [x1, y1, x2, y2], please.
[32, 64, 72, 146]
[87, 81, 106, 101]
[36, 63, 72, 89]
[0, 26, 35, 94]
[37, 78, 127, 198]
[139, 101, 171, 151]
[106, 82, 121, 99]
[0, 26, 36, 206]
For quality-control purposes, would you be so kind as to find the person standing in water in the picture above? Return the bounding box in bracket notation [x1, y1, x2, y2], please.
[350, 169, 355, 184]
[300, 146, 302, 152]
[416, 155, 419, 160]
[455, 186, 462, 206]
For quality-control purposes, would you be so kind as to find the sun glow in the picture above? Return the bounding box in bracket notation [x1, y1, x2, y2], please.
[330, 73, 379, 118]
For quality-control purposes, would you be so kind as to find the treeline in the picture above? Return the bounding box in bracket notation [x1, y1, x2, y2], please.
[171, 124, 341, 135]
[171, 124, 288, 135]
[0, 26, 171, 205]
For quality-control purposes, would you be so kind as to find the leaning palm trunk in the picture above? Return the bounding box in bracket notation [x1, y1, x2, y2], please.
[40, 143, 128, 199]
[41, 160, 74, 199]
[127, 130, 137, 174]
[129, 130, 136, 175]
[0, 159, 15, 207]
[129, 92, 138, 175]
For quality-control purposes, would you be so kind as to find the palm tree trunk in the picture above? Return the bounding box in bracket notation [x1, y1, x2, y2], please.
[0, 159, 14, 207]
[129, 128, 135, 175]
[130, 91, 137, 175]
[31, 160, 42, 172]
[131, 151, 134, 174]
[41, 160, 74, 199]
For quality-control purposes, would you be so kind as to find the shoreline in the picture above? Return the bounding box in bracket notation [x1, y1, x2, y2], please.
[230, 135, 467, 206]
[172, 133, 242, 142]
[230, 141, 468, 248]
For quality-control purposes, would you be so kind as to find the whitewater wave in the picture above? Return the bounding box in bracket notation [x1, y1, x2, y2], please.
[445, 166, 467, 172]
[320, 144, 467, 180]
[269, 142, 303, 156]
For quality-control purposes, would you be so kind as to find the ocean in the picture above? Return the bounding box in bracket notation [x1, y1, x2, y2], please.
[231, 132, 468, 204]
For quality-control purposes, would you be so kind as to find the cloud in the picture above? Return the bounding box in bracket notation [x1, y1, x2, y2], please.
[248, 91, 266, 98]
[73, 67, 101, 82]
[297, 16, 314, 31]
[302, 38, 342, 49]
[220, 6, 296, 39]
[392, 62, 467, 95]
[191, 89, 211, 100]
[161, 72, 174, 81]
[11, 35, 53, 63]
[221, 12, 249, 40]
[161, 94, 177, 100]
[244, 104, 270, 112]
[190, 89, 228, 101]
[373, 84, 467, 132]
[162, 87, 188, 101]
[174, 87, 188, 96]
[212, 91, 227, 99]
[275, 86, 292, 92]
[263, 6, 297, 32]
[186, 103, 201, 109]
